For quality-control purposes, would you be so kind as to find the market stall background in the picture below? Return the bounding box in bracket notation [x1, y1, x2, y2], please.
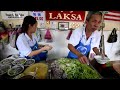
[0, 11, 120, 61]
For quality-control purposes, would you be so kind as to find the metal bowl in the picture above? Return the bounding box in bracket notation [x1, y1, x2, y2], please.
[11, 54, 20, 59]
[12, 58, 27, 65]
[7, 64, 24, 77]
[24, 59, 35, 67]
[0, 58, 15, 65]
[0, 64, 11, 76]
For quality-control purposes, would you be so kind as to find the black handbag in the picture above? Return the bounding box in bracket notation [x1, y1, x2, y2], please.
[107, 28, 117, 43]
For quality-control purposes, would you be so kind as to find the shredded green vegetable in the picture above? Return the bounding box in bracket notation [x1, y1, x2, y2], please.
[57, 58, 100, 79]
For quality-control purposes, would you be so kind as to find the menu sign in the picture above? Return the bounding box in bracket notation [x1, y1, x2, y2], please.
[1, 11, 28, 19]
[46, 11, 85, 21]
[29, 11, 45, 22]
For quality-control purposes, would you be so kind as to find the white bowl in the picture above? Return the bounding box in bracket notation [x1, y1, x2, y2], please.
[94, 55, 110, 64]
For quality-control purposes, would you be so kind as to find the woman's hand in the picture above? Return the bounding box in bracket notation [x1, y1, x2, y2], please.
[78, 55, 89, 65]
[39, 44, 45, 47]
[46, 45, 52, 50]
[42, 45, 53, 51]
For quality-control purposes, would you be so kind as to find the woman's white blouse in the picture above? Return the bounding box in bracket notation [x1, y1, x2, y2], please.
[16, 33, 38, 57]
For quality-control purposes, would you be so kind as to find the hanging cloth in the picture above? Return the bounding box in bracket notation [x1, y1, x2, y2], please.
[66, 28, 74, 40]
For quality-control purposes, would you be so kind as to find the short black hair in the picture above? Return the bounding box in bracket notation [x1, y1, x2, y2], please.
[21, 15, 37, 33]
[86, 11, 103, 21]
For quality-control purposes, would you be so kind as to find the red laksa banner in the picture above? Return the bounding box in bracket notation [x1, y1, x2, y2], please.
[46, 11, 85, 21]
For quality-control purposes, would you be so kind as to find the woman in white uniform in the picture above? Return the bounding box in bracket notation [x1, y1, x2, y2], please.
[67, 11, 106, 64]
[16, 16, 52, 62]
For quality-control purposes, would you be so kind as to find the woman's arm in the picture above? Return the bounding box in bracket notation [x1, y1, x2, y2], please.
[28, 45, 52, 57]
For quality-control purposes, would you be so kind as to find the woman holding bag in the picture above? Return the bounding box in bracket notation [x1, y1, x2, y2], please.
[16, 16, 52, 62]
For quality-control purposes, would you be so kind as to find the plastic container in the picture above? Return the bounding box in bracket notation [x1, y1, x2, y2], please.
[94, 55, 110, 64]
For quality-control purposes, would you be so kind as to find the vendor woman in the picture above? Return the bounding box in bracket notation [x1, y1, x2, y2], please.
[16, 16, 52, 62]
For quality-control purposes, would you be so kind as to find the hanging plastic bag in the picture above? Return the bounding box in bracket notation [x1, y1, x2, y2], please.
[66, 28, 74, 40]
[44, 29, 53, 42]
[9, 30, 17, 48]
[34, 29, 41, 42]
[107, 28, 117, 43]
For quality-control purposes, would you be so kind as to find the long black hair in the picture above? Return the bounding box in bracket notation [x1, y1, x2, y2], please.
[15, 16, 37, 50]
[21, 15, 37, 33]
